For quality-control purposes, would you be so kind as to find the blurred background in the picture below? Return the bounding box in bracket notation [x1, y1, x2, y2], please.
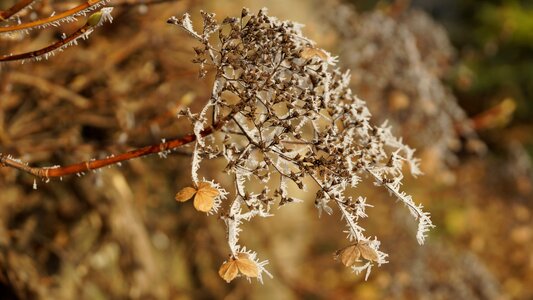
[0, 0, 531, 299]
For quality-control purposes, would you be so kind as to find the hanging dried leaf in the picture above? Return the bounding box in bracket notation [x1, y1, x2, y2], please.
[358, 242, 379, 262]
[335, 241, 379, 267]
[193, 182, 220, 212]
[175, 187, 197, 202]
[175, 182, 219, 212]
[218, 253, 259, 283]
[235, 253, 259, 278]
[218, 259, 239, 283]
[335, 244, 361, 267]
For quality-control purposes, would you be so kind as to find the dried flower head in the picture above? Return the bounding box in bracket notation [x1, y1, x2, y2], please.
[168, 7, 434, 282]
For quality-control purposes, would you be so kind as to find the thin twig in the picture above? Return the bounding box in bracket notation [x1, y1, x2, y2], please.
[307, 172, 361, 241]
[110, 0, 178, 7]
[0, 6, 114, 63]
[0, 0, 34, 23]
[0, 117, 229, 179]
[0, 0, 107, 34]
[0, 23, 93, 62]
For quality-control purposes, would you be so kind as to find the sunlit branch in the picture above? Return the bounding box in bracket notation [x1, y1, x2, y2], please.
[0, 0, 108, 34]
[110, 0, 178, 7]
[0, 117, 228, 179]
[0, 7, 113, 63]
[0, 0, 34, 23]
[0, 24, 92, 62]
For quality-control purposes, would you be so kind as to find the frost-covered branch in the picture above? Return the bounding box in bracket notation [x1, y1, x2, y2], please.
[0, 0, 110, 34]
[0, 7, 114, 63]
[0, 0, 34, 22]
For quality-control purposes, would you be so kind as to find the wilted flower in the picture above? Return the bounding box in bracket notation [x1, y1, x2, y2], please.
[169, 7, 434, 282]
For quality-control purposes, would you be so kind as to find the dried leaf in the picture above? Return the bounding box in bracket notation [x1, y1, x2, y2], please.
[175, 182, 219, 212]
[235, 253, 259, 278]
[218, 253, 258, 283]
[193, 181, 220, 212]
[300, 47, 328, 60]
[218, 260, 239, 283]
[358, 242, 379, 262]
[335, 244, 361, 267]
[335, 241, 379, 266]
[197, 182, 220, 197]
[193, 194, 215, 212]
[175, 187, 197, 202]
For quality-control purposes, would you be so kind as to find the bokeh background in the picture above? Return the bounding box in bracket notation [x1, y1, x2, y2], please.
[0, 0, 531, 299]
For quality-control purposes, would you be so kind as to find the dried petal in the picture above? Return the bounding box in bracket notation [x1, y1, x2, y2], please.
[235, 253, 259, 278]
[193, 193, 215, 212]
[335, 244, 361, 267]
[193, 182, 220, 212]
[218, 253, 258, 282]
[358, 242, 379, 262]
[175, 187, 197, 202]
[197, 181, 220, 198]
[218, 260, 239, 283]
[300, 47, 328, 60]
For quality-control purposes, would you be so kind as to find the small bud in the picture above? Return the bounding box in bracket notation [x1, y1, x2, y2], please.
[241, 8, 250, 18]
[87, 7, 114, 27]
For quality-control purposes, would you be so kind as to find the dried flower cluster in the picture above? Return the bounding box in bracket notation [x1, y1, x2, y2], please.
[167, 7, 434, 282]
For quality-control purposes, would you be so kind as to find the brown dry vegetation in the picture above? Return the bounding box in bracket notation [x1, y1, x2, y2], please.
[0, 0, 531, 299]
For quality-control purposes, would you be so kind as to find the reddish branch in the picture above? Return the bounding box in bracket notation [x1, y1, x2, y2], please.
[0, 0, 34, 22]
[110, 0, 178, 7]
[0, 23, 92, 62]
[0, 119, 226, 179]
[0, 0, 106, 33]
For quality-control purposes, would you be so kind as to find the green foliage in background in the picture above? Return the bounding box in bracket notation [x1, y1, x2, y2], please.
[454, 0, 532, 122]
[350, 0, 532, 123]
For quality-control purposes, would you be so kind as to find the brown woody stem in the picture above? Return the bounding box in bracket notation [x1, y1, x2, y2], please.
[0, 0, 34, 23]
[0, 24, 92, 62]
[0, 119, 226, 179]
[110, 0, 178, 7]
[0, 0, 106, 33]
